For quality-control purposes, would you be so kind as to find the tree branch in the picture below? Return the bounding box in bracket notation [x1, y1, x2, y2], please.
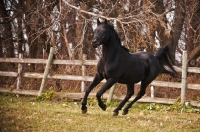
[61, 0, 144, 25]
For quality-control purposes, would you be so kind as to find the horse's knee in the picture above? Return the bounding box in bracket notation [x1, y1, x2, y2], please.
[96, 92, 101, 99]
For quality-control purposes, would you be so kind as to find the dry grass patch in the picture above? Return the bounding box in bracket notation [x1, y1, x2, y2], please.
[0, 94, 200, 132]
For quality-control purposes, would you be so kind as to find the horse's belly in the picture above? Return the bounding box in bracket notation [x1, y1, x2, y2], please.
[117, 74, 144, 84]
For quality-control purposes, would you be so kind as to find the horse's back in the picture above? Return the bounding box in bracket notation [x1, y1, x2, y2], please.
[131, 51, 159, 65]
[117, 51, 159, 83]
[131, 51, 161, 75]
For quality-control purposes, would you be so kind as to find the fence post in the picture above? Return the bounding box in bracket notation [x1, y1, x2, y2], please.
[150, 85, 154, 98]
[107, 84, 116, 103]
[17, 53, 23, 89]
[81, 54, 86, 92]
[38, 47, 55, 96]
[181, 51, 187, 104]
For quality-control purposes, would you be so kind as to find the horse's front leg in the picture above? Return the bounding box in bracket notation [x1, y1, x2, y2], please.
[81, 73, 103, 114]
[96, 78, 116, 111]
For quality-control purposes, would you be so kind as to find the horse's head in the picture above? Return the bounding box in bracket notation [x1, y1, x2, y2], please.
[92, 19, 110, 48]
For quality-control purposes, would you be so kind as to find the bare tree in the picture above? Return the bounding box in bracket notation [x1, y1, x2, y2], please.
[185, 0, 200, 66]
[1, 0, 199, 65]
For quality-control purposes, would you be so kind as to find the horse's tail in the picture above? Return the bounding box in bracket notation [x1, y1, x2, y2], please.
[155, 45, 178, 77]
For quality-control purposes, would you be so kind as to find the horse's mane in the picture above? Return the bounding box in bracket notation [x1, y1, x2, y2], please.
[106, 23, 129, 52]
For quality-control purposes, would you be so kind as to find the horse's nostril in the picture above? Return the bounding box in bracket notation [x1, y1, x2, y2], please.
[92, 40, 97, 44]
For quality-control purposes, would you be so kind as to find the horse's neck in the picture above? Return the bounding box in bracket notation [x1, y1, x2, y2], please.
[102, 41, 122, 62]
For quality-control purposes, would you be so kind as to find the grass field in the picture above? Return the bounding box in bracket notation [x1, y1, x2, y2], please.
[0, 93, 200, 132]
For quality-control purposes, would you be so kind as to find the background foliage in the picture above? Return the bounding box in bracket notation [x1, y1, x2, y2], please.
[0, 0, 200, 99]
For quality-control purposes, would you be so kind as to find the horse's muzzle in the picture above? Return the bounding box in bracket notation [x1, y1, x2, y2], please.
[92, 40, 100, 48]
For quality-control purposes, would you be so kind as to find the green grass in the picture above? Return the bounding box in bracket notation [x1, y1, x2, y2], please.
[0, 94, 200, 132]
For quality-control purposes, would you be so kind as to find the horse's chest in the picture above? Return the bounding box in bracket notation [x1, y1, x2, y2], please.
[102, 63, 122, 79]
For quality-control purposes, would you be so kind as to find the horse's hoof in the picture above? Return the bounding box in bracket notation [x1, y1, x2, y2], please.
[122, 110, 128, 115]
[102, 105, 107, 111]
[112, 112, 119, 116]
[81, 109, 87, 114]
[99, 103, 107, 111]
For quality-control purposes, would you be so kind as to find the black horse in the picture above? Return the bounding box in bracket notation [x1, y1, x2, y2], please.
[81, 19, 177, 116]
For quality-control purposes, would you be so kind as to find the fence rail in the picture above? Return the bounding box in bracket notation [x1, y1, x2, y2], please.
[0, 52, 200, 107]
[0, 71, 200, 90]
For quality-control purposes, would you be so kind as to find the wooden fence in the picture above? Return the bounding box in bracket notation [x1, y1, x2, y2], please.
[0, 50, 200, 107]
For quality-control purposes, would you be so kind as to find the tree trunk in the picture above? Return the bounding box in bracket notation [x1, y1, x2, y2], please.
[0, 1, 5, 58]
[151, 0, 171, 47]
[0, 1, 14, 58]
[185, 0, 200, 57]
[61, 25, 72, 59]
[24, 0, 38, 71]
[170, 0, 186, 60]
[80, 3, 96, 59]
[17, 0, 25, 55]
[188, 45, 200, 67]
[188, 45, 200, 60]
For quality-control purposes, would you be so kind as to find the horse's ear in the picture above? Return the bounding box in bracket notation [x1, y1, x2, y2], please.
[104, 19, 108, 24]
[97, 19, 101, 25]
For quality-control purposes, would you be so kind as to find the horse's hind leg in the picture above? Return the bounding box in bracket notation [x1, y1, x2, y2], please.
[113, 84, 134, 116]
[122, 75, 155, 115]
[96, 78, 116, 111]
[81, 73, 103, 114]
